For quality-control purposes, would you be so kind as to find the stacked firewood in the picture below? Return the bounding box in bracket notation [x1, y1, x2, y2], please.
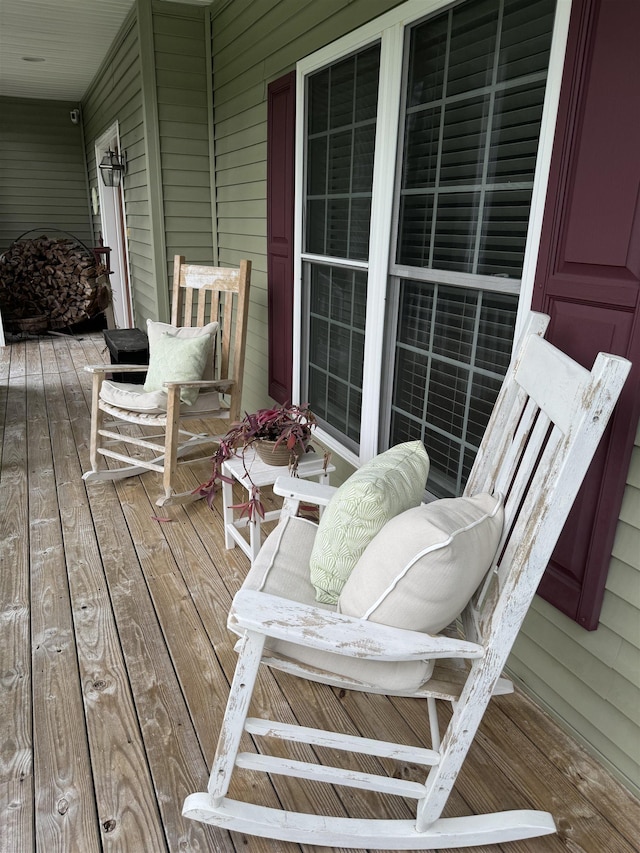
[0, 236, 111, 331]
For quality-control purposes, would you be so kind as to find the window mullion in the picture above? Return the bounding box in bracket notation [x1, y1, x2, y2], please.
[324, 68, 331, 255]
[429, 10, 453, 268]
[457, 294, 483, 493]
[358, 22, 406, 461]
[471, 0, 505, 274]
[422, 281, 438, 430]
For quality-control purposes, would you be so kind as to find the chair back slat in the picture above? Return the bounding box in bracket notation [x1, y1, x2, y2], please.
[464, 314, 548, 497]
[490, 395, 539, 500]
[468, 408, 552, 629]
[500, 409, 552, 529]
[196, 289, 208, 328]
[475, 420, 562, 634]
[171, 254, 184, 326]
[183, 287, 195, 328]
[219, 291, 233, 384]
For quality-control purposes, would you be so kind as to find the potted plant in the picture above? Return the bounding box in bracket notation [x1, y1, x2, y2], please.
[196, 403, 322, 520]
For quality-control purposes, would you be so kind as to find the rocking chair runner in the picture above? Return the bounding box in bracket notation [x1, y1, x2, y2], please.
[83, 256, 251, 506]
[183, 312, 631, 849]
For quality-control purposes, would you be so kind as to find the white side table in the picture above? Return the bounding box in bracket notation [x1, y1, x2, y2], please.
[221, 447, 335, 563]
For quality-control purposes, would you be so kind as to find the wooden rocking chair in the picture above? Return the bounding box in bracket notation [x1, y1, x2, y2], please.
[83, 256, 251, 506]
[183, 312, 630, 848]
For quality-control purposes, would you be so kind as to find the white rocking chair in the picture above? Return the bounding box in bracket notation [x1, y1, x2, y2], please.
[183, 312, 631, 849]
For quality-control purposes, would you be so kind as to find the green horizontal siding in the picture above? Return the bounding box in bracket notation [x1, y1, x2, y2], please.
[81, 12, 159, 327]
[0, 97, 92, 252]
[511, 423, 640, 796]
[79, 0, 214, 327]
[153, 0, 214, 288]
[510, 632, 639, 790]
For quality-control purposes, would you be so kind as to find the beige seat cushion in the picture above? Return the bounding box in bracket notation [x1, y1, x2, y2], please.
[100, 380, 220, 415]
[239, 515, 434, 693]
[101, 319, 221, 413]
[338, 493, 504, 634]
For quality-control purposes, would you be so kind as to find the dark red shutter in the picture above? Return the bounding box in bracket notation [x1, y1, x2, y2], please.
[267, 71, 296, 404]
[532, 0, 640, 629]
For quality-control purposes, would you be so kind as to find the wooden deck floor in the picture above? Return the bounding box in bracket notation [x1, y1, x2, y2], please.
[1, 331, 639, 853]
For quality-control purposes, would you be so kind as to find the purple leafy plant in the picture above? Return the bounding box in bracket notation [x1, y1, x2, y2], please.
[196, 403, 321, 520]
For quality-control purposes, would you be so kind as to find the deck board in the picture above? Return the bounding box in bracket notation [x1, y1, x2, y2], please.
[31, 366, 100, 852]
[1, 346, 33, 850]
[47, 363, 165, 852]
[0, 331, 639, 853]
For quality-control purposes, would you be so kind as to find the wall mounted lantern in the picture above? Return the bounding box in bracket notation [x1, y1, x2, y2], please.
[99, 149, 127, 187]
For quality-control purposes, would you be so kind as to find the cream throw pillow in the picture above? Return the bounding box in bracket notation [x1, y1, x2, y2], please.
[309, 441, 430, 605]
[338, 493, 504, 634]
[146, 319, 218, 380]
[143, 332, 210, 406]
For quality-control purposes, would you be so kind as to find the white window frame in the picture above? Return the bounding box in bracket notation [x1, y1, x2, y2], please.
[293, 0, 573, 469]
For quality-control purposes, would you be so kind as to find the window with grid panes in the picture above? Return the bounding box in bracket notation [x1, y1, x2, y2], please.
[303, 44, 380, 449]
[300, 0, 558, 489]
[388, 0, 555, 496]
[388, 282, 518, 496]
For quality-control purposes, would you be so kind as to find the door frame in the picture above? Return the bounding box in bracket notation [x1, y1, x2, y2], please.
[95, 124, 133, 329]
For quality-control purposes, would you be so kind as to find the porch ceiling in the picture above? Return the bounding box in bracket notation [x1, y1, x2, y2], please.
[0, 0, 212, 102]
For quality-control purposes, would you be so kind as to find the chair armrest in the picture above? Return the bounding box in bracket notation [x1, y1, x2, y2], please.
[228, 589, 484, 662]
[84, 363, 148, 375]
[162, 378, 234, 391]
[273, 476, 337, 507]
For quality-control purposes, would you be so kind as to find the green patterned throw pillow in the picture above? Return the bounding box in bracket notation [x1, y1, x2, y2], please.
[146, 319, 218, 380]
[143, 331, 210, 406]
[309, 441, 430, 604]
